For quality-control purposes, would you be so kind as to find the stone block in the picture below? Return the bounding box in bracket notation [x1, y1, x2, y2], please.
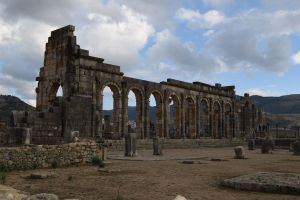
[293, 140, 300, 155]
[248, 139, 255, 150]
[261, 138, 273, 154]
[234, 146, 245, 159]
[101, 146, 107, 161]
[153, 136, 164, 155]
[124, 133, 137, 157]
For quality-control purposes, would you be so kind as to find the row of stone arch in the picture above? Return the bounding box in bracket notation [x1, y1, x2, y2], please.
[94, 80, 234, 139]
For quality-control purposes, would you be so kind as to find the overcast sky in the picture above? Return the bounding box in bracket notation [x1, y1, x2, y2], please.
[0, 0, 300, 108]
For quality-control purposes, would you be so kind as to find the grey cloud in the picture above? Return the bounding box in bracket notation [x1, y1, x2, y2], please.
[200, 9, 300, 74]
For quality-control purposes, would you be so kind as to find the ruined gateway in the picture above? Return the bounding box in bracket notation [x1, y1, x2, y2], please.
[10, 25, 257, 144]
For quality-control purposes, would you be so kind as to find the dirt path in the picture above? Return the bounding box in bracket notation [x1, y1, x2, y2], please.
[4, 147, 300, 200]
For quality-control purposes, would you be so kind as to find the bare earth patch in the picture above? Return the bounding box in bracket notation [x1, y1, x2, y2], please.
[3, 147, 300, 200]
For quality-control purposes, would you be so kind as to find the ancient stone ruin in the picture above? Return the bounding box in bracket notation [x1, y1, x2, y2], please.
[7, 25, 258, 145]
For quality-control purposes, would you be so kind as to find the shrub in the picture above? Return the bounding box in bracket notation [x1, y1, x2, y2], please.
[0, 164, 12, 173]
[115, 195, 124, 200]
[31, 162, 40, 170]
[51, 159, 59, 169]
[91, 155, 102, 166]
[98, 160, 105, 168]
[0, 173, 6, 184]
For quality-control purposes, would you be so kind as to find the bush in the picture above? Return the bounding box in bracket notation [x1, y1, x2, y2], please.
[31, 162, 40, 170]
[98, 160, 105, 168]
[51, 159, 59, 169]
[91, 155, 102, 166]
[0, 173, 6, 184]
[115, 195, 124, 200]
[0, 164, 12, 173]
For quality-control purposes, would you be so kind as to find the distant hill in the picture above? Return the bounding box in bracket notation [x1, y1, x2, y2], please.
[250, 94, 300, 114]
[250, 94, 300, 128]
[0, 95, 35, 123]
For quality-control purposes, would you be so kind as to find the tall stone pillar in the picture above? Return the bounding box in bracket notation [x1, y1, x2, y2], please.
[121, 84, 128, 137]
[181, 95, 186, 138]
[163, 93, 169, 138]
[221, 102, 225, 138]
[98, 94, 104, 138]
[144, 94, 150, 139]
[196, 96, 200, 138]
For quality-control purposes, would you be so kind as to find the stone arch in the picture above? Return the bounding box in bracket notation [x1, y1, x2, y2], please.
[165, 91, 181, 138]
[126, 86, 145, 139]
[148, 90, 163, 138]
[185, 96, 196, 138]
[199, 98, 210, 137]
[212, 100, 221, 138]
[224, 103, 233, 138]
[48, 81, 63, 103]
[96, 81, 122, 139]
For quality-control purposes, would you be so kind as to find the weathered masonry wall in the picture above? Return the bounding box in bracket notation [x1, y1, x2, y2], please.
[10, 25, 258, 144]
[0, 141, 101, 169]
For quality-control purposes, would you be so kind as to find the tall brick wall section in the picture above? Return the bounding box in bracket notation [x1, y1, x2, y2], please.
[64, 96, 93, 141]
[0, 141, 101, 170]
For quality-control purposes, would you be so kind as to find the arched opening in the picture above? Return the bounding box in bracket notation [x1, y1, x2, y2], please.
[224, 103, 233, 138]
[48, 82, 64, 106]
[148, 92, 163, 138]
[169, 94, 180, 138]
[213, 101, 221, 138]
[98, 83, 121, 139]
[127, 88, 144, 139]
[185, 97, 196, 138]
[199, 99, 209, 137]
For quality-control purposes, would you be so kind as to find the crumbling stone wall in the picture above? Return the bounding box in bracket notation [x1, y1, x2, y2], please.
[0, 141, 101, 170]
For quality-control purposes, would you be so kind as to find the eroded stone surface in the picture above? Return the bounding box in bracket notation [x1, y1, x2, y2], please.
[222, 172, 300, 195]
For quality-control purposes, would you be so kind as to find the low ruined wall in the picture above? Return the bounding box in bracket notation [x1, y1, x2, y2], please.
[0, 141, 101, 170]
[104, 138, 246, 151]
[254, 138, 298, 149]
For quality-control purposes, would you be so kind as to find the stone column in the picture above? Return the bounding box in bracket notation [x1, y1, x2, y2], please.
[121, 84, 128, 137]
[163, 93, 169, 138]
[113, 95, 122, 139]
[144, 94, 150, 139]
[181, 95, 186, 138]
[156, 99, 163, 137]
[209, 98, 213, 138]
[98, 94, 104, 138]
[221, 102, 225, 138]
[196, 96, 200, 138]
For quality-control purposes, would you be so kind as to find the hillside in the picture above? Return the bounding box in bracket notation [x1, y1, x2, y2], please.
[0, 95, 35, 123]
[250, 94, 300, 114]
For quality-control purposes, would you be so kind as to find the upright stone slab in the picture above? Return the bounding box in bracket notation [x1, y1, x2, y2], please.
[248, 139, 255, 150]
[234, 146, 245, 159]
[261, 138, 273, 154]
[153, 136, 164, 155]
[124, 133, 137, 157]
[293, 140, 300, 155]
[101, 146, 108, 160]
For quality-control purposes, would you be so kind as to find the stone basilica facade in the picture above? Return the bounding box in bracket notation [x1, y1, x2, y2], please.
[10, 25, 258, 144]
